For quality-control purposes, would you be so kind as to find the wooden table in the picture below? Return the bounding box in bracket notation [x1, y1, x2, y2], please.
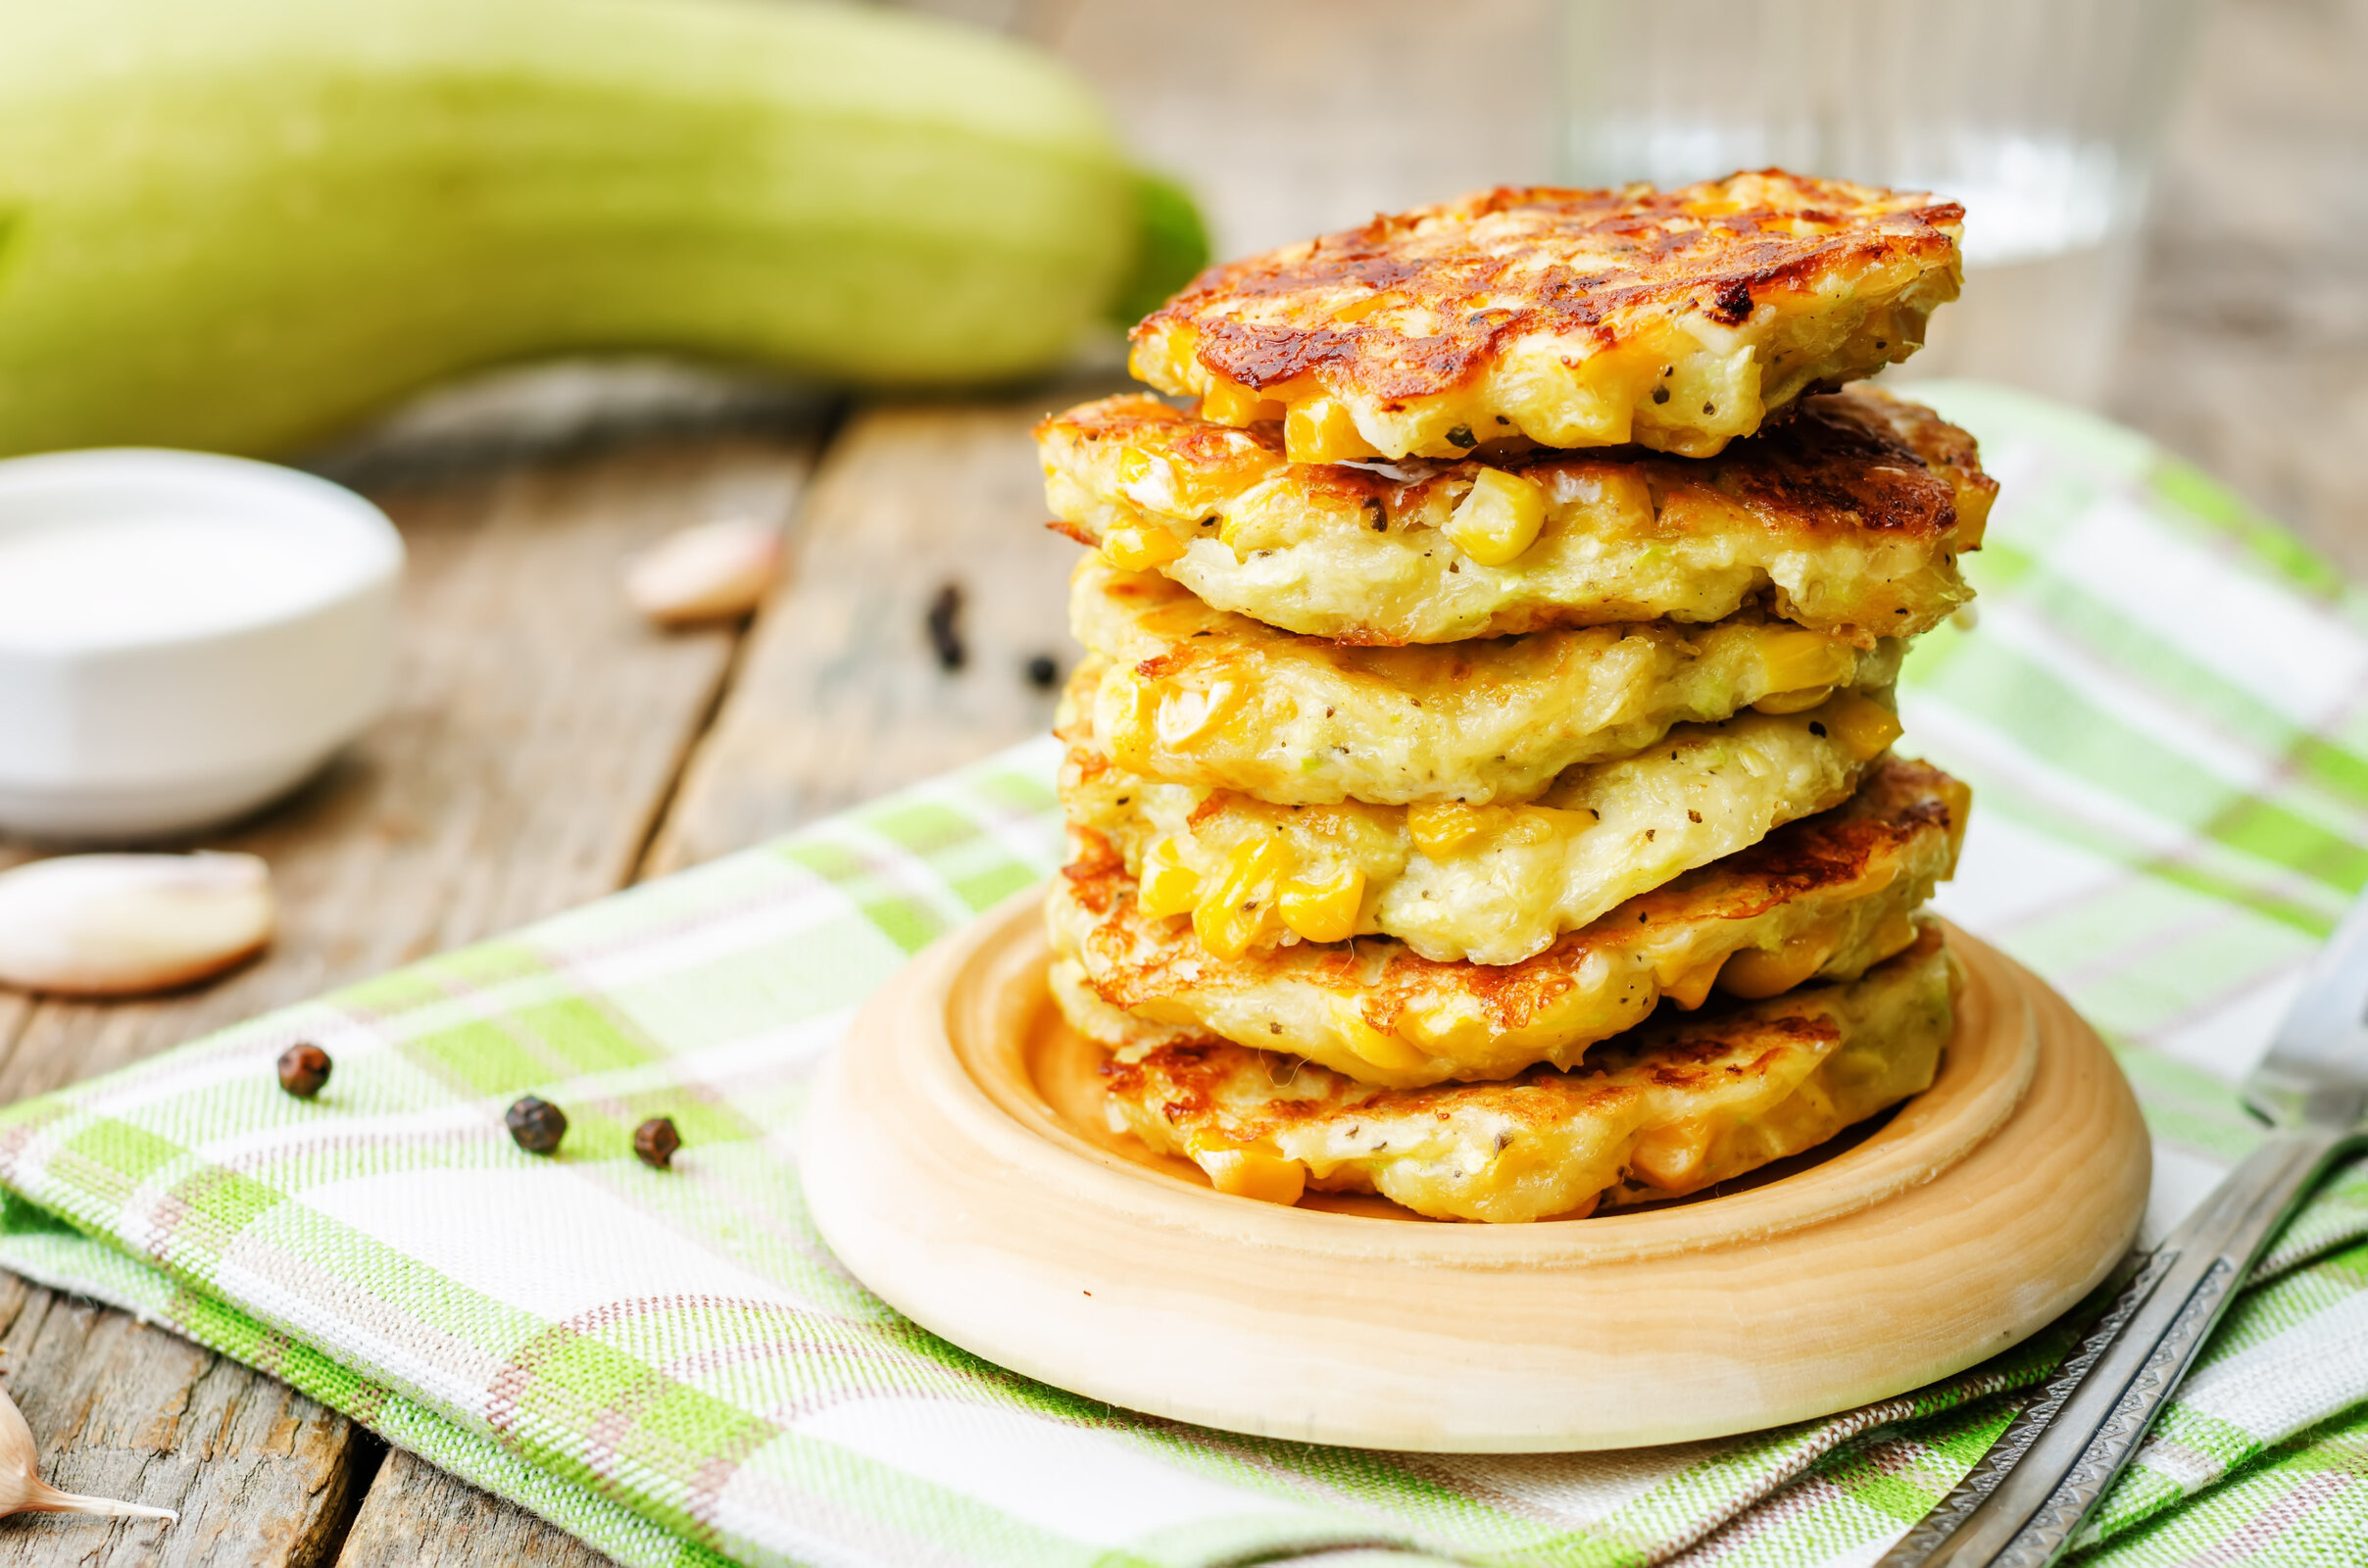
[0, 0, 2359, 1561]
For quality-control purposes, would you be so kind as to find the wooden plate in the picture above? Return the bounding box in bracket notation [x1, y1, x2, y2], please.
[802, 890, 2150, 1452]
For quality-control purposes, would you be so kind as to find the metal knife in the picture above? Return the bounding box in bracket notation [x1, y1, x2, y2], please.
[1880, 889, 2368, 1568]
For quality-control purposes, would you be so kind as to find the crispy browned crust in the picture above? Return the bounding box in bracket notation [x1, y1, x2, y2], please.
[1668, 386, 1995, 543]
[1062, 757, 1965, 1039]
[1093, 924, 1957, 1221]
[1099, 1013, 1836, 1134]
[1039, 382, 1990, 554]
[1138, 175, 1962, 401]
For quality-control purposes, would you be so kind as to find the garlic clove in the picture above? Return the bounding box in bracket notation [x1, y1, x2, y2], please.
[0, 1380, 176, 1524]
[624, 517, 782, 626]
[0, 853, 274, 998]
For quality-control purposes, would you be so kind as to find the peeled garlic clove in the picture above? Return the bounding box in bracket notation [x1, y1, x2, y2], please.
[0, 1379, 176, 1524]
[624, 517, 782, 626]
[0, 853, 274, 997]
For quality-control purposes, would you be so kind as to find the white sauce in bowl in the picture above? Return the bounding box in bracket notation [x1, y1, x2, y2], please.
[0, 515, 356, 652]
[0, 448, 403, 837]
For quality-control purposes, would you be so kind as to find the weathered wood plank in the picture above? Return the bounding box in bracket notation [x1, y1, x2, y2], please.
[0, 1273, 377, 1567]
[320, 423, 885, 1563]
[0, 429, 816, 1568]
[366, 392, 1094, 1563]
[362, 391, 1100, 1559]
[332, 1450, 613, 1568]
[343, 390, 1097, 1566]
[644, 393, 1096, 874]
[324, 390, 1097, 1557]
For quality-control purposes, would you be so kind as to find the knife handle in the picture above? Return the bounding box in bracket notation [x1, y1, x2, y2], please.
[1907, 1125, 2361, 1568]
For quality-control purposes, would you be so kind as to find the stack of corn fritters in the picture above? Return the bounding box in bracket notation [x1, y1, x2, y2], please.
[1034, 173, 1991, 1223]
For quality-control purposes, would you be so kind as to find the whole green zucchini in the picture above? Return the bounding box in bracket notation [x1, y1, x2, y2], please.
[0, 0, 1199, 456]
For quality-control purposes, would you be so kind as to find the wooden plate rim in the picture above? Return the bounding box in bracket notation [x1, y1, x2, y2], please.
[802, 886, 2151, 1449]
[935, 889, 2037, 1264]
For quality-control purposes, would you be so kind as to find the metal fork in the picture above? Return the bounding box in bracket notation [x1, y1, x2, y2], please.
[1880, 891, 2368, 1567]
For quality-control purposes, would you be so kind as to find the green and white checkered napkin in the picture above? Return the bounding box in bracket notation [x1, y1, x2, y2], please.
[4, 382, 2368, 1567]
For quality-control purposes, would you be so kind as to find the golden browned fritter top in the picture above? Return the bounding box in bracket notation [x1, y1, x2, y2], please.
[1129, 172, 1963, 462]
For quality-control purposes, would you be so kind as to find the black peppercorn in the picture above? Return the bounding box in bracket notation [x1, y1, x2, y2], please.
[506, 1096, 567, 1155]
[276, 1044, 331, 1100]
[924, 582, 966, 670]
[1022, 654, 1059, 691]
[632, 1115, 681, 1170]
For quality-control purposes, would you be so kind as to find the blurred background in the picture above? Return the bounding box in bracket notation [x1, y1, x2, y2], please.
[898, 0, 2360, 570]
[318, 0, 2367, 569]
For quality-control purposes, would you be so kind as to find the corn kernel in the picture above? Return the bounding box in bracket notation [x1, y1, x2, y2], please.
[1443, 468, 1549, 565]
[1114, 446, 1184, 514]
[1126, 335, 1196, 391]
[1189, 1137, 1307, 1205]
[1759, 629, 1856, 696]
[1659, 955, 1729, 1009]
[1278, 866, 1364, 943]
[1099, 673, 1157, 770]
[1751, 685, 1835, 715]
[1628, 1115, 1715, 1192]
[1327, 288, 1401, 325]
[1395, 998, 1491, 1056]
[1198, 377, 1284, 426]
[1406, 801, 1492, 857]
[1954, 484, 1995, 550]
[1100, 521, 1185, 573]
[1284, 397, 1373, 465]
[1327, 998, 1430, 1072]
[1193, 837, 1284, 958]
[1135, 838, 1201, 918]
[1818, 691, 1903, 760]
[1716, 937, 1828, 1000]
[1154, 679, 1237, 748]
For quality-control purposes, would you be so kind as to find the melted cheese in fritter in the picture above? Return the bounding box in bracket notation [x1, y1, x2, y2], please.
[1097, 925, 1956, 1223]
[1049, 758, 1967, 1086]
[1071, 557, 1902, 807]
[1061, 691, 1899, 965]
[1129, 172, 1962, 463]
[1038, 386, 1991, 647]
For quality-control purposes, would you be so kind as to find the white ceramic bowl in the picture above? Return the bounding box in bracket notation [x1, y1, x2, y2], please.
[0, 450, 402, 841]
